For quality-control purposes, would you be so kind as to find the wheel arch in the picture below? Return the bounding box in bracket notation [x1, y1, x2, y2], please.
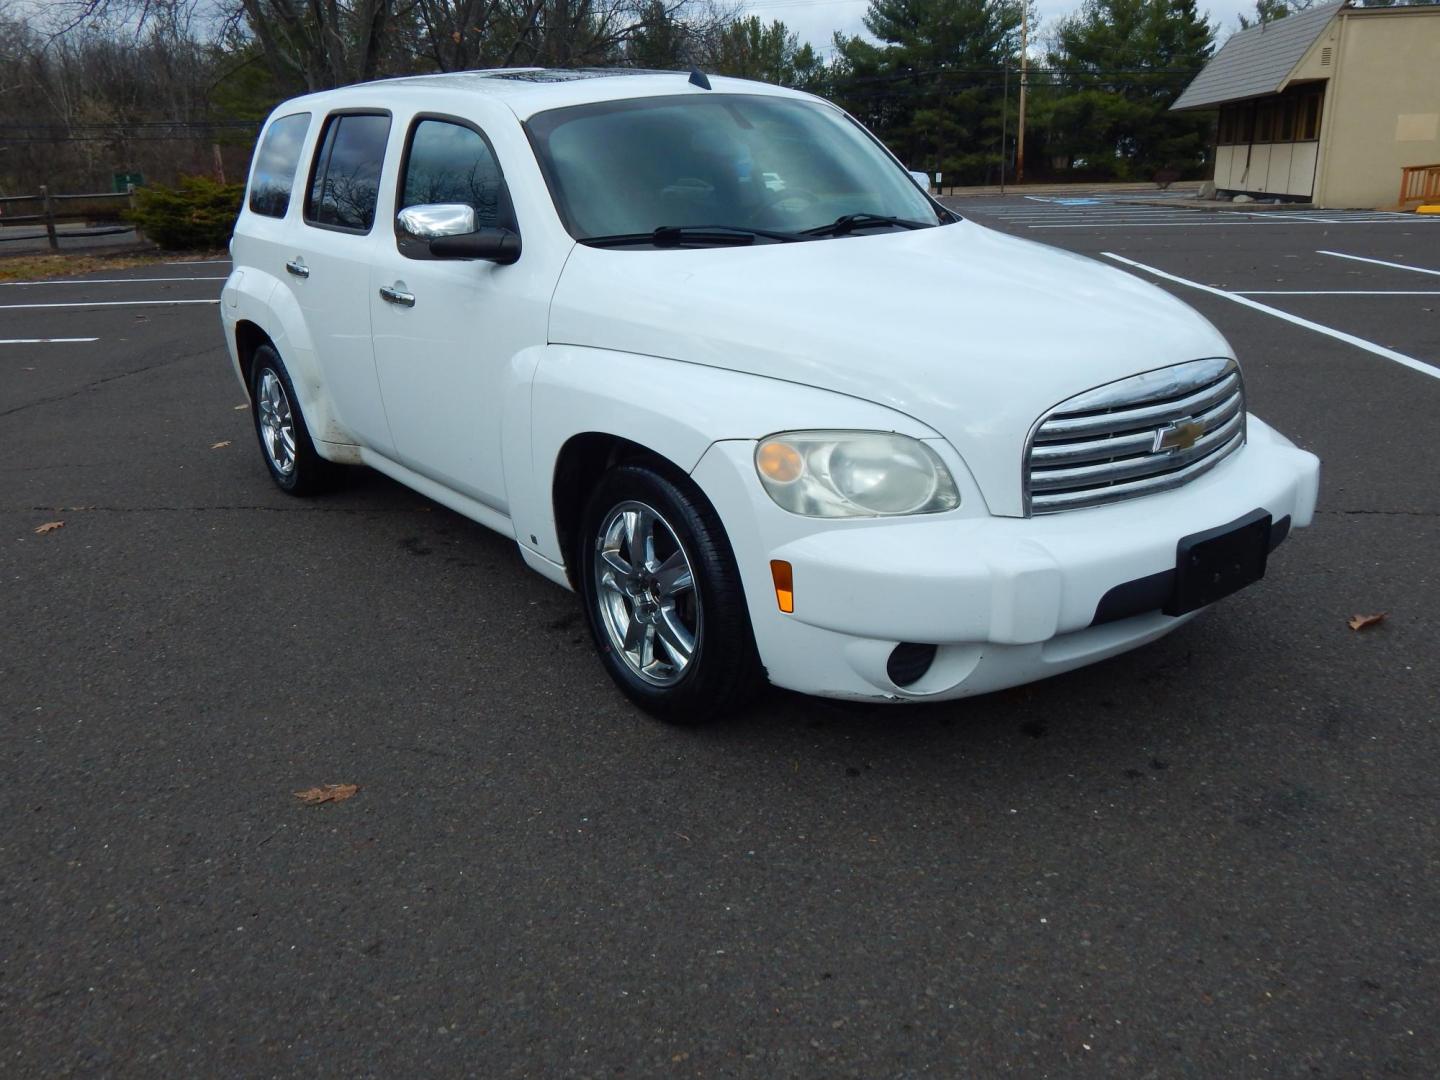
[234, 319, 273, 392]
[550, 433, 696, 589]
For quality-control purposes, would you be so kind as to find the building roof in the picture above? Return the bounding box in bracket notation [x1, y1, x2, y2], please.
[1171, 1, 1345, 111]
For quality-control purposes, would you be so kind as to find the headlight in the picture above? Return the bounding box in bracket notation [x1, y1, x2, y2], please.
[754, 431, 960, 517]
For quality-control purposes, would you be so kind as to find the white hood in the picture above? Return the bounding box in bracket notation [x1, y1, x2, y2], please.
[547, 220, 1233, 516]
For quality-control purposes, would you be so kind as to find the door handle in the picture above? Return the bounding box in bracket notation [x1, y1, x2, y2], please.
[284, 258, 309, 279]
[379, 284, 415, 308]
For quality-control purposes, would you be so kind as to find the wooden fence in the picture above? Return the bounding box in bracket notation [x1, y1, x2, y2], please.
[1398, 163, 1440, 208]
[0, 187, 137, 250]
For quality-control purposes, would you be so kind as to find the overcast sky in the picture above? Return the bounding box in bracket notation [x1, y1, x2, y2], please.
[744, 0, 1254, 59]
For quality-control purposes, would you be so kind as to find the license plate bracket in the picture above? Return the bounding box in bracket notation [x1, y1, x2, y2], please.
[1165, 509, 1272, 616]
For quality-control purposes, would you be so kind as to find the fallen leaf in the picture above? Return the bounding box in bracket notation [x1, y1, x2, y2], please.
[294, 783, 359, 805]
[33, 521, 64, 534]
[1348, 612, 1387, 631]
[211, 440, 232, 449]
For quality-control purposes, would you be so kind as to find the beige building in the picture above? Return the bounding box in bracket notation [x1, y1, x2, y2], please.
[1172, 2, 1440, 208]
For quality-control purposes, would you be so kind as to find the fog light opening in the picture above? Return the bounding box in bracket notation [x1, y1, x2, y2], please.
[887, 642, 938, 688]
[769, 560, 794, 613]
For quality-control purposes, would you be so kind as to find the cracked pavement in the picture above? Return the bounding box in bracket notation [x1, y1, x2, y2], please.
[2, 225, 1438, 1078]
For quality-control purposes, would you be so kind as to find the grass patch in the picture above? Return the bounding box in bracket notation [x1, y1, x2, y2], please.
[0, 250, 227, 283]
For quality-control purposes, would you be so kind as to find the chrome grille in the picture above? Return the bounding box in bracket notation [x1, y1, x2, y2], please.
[1025, 358, 1245, 514]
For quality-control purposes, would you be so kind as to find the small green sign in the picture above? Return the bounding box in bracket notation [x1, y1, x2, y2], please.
[113, 172, 144, 192]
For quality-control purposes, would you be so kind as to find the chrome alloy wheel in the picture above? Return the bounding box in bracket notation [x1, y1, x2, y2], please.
[256, 369, 297, 476]
[593, 500, 701, 686]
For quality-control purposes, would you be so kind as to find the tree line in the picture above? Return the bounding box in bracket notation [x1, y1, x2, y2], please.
[0, 0, 1414, 196]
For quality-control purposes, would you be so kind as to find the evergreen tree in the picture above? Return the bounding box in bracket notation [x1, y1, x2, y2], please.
[1237, 0, 1306, 30]
[627, 0, 693, 68]
[1041, 0, 1214, 180]
[708, 16, 826, 90]
[831, 0, 1028, 183]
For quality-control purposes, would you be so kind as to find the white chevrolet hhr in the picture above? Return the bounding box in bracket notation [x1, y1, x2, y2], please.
[222, 68, 1320, 721]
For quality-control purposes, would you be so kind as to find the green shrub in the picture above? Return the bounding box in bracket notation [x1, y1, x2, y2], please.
[126, 175, 245, 251]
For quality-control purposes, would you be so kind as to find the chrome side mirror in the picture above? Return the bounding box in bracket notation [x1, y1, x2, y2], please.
[909, 170, 932, 192]
[397, 203, 477, 239]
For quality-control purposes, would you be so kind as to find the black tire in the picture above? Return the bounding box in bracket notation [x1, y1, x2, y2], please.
[578, 462, 766, 723]
[249, 344, 335, 496]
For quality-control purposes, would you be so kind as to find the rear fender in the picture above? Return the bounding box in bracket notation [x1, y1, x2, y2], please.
[221, 268, 356, 458]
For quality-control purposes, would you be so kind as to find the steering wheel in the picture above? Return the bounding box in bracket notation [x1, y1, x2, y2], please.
[746, 188, 821, 224]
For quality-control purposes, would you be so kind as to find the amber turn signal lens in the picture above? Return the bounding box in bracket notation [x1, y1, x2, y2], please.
[756, 440, 804, 483]
[770, 559, 794, 613]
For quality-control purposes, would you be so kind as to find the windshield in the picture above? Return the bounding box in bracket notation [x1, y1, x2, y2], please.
[525, 94, 944, 243]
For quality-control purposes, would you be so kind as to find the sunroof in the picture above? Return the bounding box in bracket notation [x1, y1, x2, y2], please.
[482, 68, 671, 83]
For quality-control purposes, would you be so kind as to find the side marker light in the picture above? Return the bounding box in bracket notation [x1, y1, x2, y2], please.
[770, 560, 794, 613]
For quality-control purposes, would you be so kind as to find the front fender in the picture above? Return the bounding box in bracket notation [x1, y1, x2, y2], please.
[513, 345, 942, 569]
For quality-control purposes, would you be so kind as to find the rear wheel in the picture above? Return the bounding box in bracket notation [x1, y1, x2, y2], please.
[579, 463, 765, 722]
[249, 344, 334, 495]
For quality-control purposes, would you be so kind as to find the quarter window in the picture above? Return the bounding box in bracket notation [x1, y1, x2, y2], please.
[248, 112, 310, 218]
[305, 112, 392, 233]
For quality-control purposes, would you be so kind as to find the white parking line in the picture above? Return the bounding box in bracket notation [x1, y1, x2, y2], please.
[959, 201, 1440, 230]
[1102, 252, 1440, 382]
[991, 212, 1200, 222]
[0, 337, 99, 344]
[1, 276, 228, 287]
[1235, 290, 1440, 296]
[1036, 219, 1440, 229]
[0, 299, 219, 310]
[1317, 250, 1440, 277]
[1222, 211, 1343, 223]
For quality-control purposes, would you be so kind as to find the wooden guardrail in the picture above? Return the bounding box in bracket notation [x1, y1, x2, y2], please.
[1398, 163, 1440, 208]
[0, 187, 137, 250]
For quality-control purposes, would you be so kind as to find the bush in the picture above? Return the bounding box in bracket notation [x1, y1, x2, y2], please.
[126, 175, 244, 250]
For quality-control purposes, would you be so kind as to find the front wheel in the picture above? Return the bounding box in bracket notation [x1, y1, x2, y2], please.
[579, 464, 765, 722]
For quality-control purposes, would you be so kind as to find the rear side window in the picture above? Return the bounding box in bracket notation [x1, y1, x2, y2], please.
[248, 112, 311, 218]
[305, 112, 392, 233]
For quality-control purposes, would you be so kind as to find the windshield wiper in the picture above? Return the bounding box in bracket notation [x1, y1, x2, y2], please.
[583, 224, 800, 249]
[799, 213, 931, 238]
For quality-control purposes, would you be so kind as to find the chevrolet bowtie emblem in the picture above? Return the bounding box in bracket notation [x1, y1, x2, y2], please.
[1153, 419, 1206, 453]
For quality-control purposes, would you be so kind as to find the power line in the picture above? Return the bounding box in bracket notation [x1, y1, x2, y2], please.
[0, 120, 260, 142]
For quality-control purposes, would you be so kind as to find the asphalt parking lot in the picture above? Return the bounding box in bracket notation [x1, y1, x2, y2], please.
[2, 205, 1438, 1076]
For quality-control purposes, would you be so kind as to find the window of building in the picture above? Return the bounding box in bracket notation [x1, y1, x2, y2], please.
[305, 112, 392, 233]
[1278, 99, 1297, 142]
[1255, 101, 1276, 143]
[1218, 106, 1236, 145]
[1215, 89, 1323, 148]
[248, 113, 311, 218]
[1298, 93, 1323, 141]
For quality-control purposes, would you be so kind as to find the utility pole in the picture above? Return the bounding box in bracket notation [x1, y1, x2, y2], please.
[1017, 0, 1028, 185]
[1000, 62, 1009, 194]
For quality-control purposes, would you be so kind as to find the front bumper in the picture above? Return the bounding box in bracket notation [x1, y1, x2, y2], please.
[691, 416, 1319, 702]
